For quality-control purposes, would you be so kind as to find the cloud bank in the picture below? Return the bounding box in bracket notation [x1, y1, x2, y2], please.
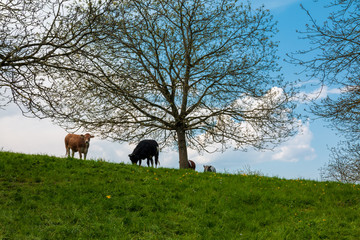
[0, 103, 317, 176]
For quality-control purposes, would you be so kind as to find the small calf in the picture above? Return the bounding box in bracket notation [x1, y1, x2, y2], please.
[188, 160, 196, 170]
[65, 133, 94, 160]
[203, 165, 216, 173]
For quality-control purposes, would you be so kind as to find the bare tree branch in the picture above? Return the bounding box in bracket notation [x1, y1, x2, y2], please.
[290, 0, 360, 181]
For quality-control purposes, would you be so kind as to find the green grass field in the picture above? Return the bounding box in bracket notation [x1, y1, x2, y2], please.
[1, 151, 360, 239]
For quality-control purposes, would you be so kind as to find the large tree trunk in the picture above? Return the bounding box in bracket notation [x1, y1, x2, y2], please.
[176, 127, 189, 169]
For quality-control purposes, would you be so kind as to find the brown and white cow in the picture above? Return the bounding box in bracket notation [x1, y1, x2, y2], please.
[188, 160, 196, 170]
[65, 133, 94, 160]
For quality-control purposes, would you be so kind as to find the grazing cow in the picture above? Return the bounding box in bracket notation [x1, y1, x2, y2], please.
[203, 165, 216, 173]
[129, 140, 160, 167]
[65, 133, 94, 160]
[188, 160, 196, 170]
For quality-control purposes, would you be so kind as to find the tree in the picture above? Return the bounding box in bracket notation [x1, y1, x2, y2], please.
[320, 142, 360, 183]
[5, 0, 299, 168]
[0, 0, 107, 112]
[290, 0, 360, 140]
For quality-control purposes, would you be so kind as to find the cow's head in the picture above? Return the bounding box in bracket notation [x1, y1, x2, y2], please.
[128, 153, 139, 165]
[82, 133, 94, 145]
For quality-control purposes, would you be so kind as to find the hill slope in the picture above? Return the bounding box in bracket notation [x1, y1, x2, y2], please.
[1, 152, 360, 239]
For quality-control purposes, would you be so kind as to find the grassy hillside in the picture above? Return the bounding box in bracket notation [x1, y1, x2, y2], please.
[1, 152, 360, 239]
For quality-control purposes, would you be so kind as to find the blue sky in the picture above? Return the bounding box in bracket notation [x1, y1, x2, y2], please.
[0, 0, 340, 180]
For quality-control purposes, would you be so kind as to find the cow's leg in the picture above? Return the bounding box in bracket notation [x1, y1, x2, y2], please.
[66, 147, 70, 158]
[79, 152, 82, 159]
[83, 148, 88, 160]
[155, 154, 159, 168]
[71, 150, 75, 158]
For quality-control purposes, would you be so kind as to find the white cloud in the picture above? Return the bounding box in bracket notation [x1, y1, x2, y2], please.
[269, 121, 316, 162]
[201, 121, 316, 168]
[295, 85, 342, 103]
[0, 114, 64, 155]
[194, 87, 293, 152]
[0, 104, 127, 162]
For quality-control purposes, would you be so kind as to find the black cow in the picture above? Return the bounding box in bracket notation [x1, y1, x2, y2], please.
[129, 140, 160, 167]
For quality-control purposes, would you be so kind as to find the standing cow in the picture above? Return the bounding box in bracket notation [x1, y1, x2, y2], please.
[65, 133, 94, 160]
[188, 160, 196, 170]
[203, 165, 216, 173]
[129, 140, 160, 167]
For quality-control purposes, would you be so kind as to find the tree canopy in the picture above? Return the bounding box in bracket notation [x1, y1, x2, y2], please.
[0, 0, 107, 111]
[320, 142, 360, 183]
[1, 0, 299, 168]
